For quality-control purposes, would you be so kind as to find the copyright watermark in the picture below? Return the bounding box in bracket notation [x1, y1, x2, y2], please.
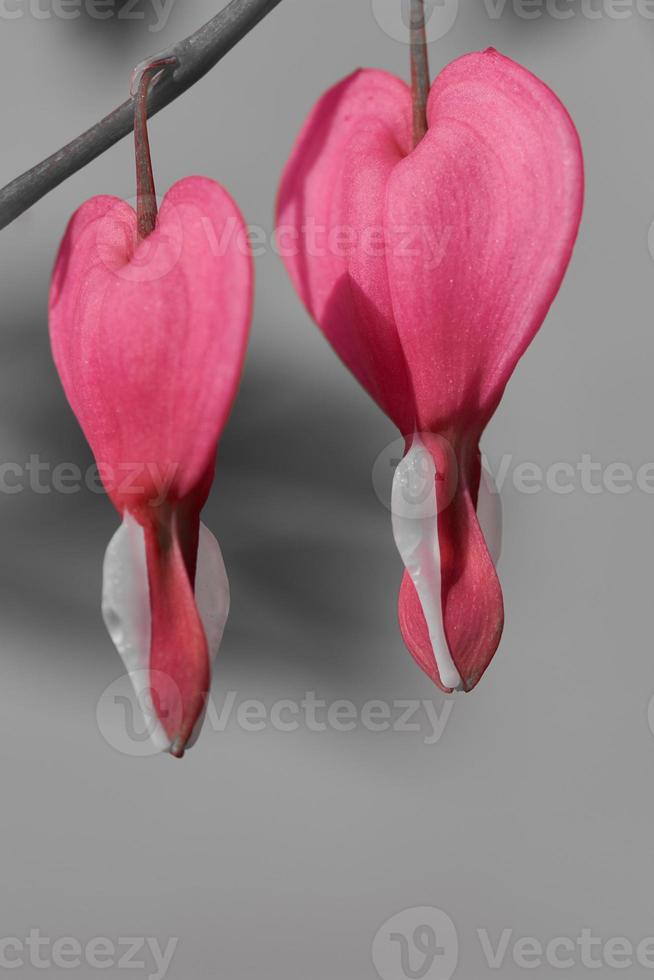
[372, 437, 654, 518]
[0, 930, 177, 979]
[0, 455, 178, 504]
[373, 908, 459, 980]
[3, 447, 654, 503]
[483, 0, 654, 21]
[97, 675, 456, 756]
[94, 210, 455, 284]
[371, 0, 459, 43]
[369, 0, 654, 40]
[373, 907, 654, 978]
[0, 0, 176, 30]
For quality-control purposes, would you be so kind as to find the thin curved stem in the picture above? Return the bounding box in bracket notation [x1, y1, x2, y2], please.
[410, 0, 430, 147]
[134, 59, 176, 240]
[0, 0, 285, 231]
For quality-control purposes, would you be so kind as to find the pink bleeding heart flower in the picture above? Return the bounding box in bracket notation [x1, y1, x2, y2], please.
[49, 60, 253, 756]
[277, 48, 583, 692]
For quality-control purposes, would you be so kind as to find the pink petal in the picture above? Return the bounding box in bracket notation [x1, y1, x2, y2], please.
[142, 501, 209, 751]
[277, 69, 415, 433]
[386, 48, 584, 435]
[50, 177, 253, 507]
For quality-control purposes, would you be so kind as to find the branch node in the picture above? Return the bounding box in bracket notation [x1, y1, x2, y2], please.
[130, 50, 178, 97]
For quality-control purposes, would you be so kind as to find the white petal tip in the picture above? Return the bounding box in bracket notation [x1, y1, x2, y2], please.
[101, 513, 230, 755]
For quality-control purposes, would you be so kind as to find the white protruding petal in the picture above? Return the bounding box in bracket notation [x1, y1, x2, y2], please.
[195, 522, 230, 664]
[391, 435, 462, 691]
[101, 512, 169, 754]
[101, 513, 230, 754]
[477, 460, 502, 567]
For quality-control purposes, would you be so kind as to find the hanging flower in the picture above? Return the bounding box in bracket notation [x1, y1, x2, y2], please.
[49, 61, 253, 755]
[277, 48, 583, 691]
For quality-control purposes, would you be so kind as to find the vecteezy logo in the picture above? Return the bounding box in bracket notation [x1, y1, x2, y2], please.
[647, 691, 654, 739]
[96, 195, 183, 283]
[372, 907, 459, 980]
[96, 669, 179, 757]
[371, 434, 458, 517]
[647, 218, 654, 265]
[371, 0, 459, 44]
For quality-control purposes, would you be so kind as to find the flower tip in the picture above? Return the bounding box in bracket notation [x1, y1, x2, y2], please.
[169, 736, 187, 760]
[461, 662, 490, 694]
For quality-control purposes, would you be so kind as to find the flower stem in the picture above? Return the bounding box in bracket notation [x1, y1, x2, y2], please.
[410, 0, 430, 147]
[134, 58, 176, 241]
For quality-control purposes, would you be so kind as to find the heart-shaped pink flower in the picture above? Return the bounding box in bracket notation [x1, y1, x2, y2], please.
[50, 176, 252, 752]
[277, 48, 583, 691]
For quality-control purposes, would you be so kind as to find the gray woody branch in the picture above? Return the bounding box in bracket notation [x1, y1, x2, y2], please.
[0, 0, 285, 230]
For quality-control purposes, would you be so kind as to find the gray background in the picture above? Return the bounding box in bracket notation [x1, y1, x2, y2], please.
[0, 0, 652, 977]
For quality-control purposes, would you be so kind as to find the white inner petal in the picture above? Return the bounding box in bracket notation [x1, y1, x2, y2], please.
[391, 435, 462, 691]
[391, 438, 503, 691]
[101, 512, 230, 754]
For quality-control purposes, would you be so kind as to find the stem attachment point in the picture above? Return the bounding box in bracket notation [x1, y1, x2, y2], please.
[133, 56, 177, 242]
[410, 0, 430, 148]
